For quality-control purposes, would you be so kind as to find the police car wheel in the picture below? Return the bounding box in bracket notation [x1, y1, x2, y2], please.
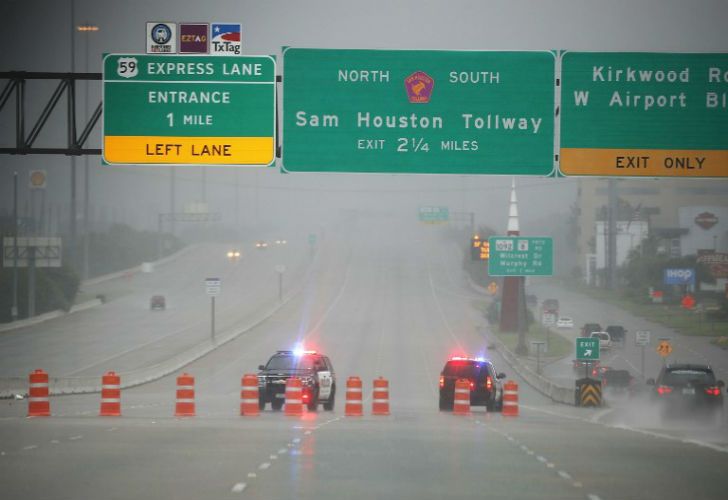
[323, 387, 336, 411]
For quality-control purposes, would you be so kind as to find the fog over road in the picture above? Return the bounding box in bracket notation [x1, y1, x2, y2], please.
[1, 214, 727, 500]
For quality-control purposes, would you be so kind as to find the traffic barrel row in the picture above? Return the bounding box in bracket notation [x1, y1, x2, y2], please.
[25, 370, 392, 418]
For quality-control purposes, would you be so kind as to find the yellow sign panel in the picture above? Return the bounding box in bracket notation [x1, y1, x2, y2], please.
[104, 136, 275, 165]
[561, 149, 728, 177]
[656, 340, 673, 357]
[487, 282, 498, 295]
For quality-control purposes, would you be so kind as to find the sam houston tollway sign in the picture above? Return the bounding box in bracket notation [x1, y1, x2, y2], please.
[103, 54, 276, 166]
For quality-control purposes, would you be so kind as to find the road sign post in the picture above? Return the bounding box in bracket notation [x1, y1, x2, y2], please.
[283, 48, 555, 175]
[636, 330, 651, 379]
[561, 52, 728, 178]
[205, 278, 221, 341]
[103, 54, 276, 166]
[488, 237, 553, 276]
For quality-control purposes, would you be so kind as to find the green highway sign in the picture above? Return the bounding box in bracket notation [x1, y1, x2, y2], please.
[103, 54, 276, 166]
[282, 48, 555, 175]
[487, 236, 553, 276]
[561, 52, 728, 177]
[419, 206, 449, 223]
[576, 337, 600, 361]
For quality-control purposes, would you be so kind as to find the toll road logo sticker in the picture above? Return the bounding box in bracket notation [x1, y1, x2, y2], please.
[405, 71, 434, 103]
[211, 23, 241, 55]
[179, 23, 209, 53]
[146, 22, 176, 53]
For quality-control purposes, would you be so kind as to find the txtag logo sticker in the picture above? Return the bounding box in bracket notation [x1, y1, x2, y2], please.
[405, 71, 434, 103]
[211, 23, 241, 55]
[146, 22, 176, 53]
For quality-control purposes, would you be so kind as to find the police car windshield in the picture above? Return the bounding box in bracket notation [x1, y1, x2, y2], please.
[266, 355, 315, 371]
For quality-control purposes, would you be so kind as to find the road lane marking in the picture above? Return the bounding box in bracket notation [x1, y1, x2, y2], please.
[269, 455, 277, 460]
[588, 495, 602, 500]
[536, 455, 547, 463]
[50, 440, 60, 444]
[247, 473, 257, 478]
[292, 438, 301, 443]
[231, 483, 246, 493]
[558, 471, 572, 481]
[278, 448, 287, 454]
[69, 435, 83, 441]
[22, 445, 38, 450]
[259, 462, 271, 470]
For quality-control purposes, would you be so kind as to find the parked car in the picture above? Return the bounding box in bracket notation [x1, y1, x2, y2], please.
[590, 331, 612, 351]
[606, 325, 627, 345]
[150, 295, 165, 310]
[557, 316, 574, 328]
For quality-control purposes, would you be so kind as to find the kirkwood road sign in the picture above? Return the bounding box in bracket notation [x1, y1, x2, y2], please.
[282, 48, 555, 175]
[560, 52, 728, 178]
[103, 54, 276, 166]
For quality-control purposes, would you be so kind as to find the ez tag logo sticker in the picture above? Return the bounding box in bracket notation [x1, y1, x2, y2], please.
[117, 57, 139, 79]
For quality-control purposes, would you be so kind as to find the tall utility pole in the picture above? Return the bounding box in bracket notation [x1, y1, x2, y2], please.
[170, 166, 176, 236]
[79, 21, 98, 280]
[12, 172, 19, 321]
[69, 0, 77, 266]
[607, 179, 618, 289]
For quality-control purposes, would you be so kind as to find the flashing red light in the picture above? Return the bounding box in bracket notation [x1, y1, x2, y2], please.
[469, 381, 475, 390]
[485, 376, 493, 391]
[657, 385, 673, 396]
[704, 387, 721, 396]
[439, 376, 445, 388]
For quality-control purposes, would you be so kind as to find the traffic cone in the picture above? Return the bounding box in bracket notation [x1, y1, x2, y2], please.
[453, 378, 471, 415]
[502, 380, 519, 417]
[100, 371, 121, 416]
[284, 377, 303, 416]
[372, 377, 390, 416]
[240, 374, 260, 416]
[345, 376, 363, 416]
[28, 369, 50, 417]
[175, 373, 195, 417]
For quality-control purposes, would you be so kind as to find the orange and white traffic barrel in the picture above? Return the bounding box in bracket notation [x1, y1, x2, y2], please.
[372, 376, 390, 416]
[284, 377, 303, 416]
[502, 380, 519, 417]
[345, 376, 363, 416]
[28, 369, 50, 417]
[240, 374, 260, 416]
[175, 373, 195, 417]
[100, 371, 121, 417]
[453, 378, 471, 415]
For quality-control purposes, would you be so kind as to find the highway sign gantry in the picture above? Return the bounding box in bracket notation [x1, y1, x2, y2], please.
[282, 48, 555, 175]
[103, 54, 276, 166]
[560, 52, 728, 178]
[488, 236, 553, 276]
[576, 337, 600, 361]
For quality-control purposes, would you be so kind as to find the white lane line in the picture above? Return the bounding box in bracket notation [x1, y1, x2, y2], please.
[231, 483, 246, 493]
[22, 445, 38, 451]
[278, 449, 287, 455]
[304, 430, 312, 435]
[247, 473, 257, 478]
[50, 440, 60, 444]
[546, 462, 555, 468]
[558, 471, 572, 481]
[259, 462, 271, 470]
[69, 435, 83, 441]
[573, 482, 583, 488]
[292, 438, 301, 443]
[536, 455, 547, 463]
[587, 494, 602, 500]
[106, 427, 118, 432]
[520, 445, 529, 452]
[269, 455, 278, 460]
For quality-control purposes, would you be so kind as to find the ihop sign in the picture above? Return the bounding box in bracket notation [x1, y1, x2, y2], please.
[664, 268, 696, 286]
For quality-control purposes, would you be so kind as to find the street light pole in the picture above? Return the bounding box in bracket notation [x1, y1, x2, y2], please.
[12, 171, 19, 320]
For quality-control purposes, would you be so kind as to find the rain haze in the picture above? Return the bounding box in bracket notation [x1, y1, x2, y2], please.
[1, 1, 728, 499]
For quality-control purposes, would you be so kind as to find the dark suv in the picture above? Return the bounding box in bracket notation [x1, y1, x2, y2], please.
[439, 357, 505, 411]
[647, 363, 725, 420]
[257, 350, 336, 411]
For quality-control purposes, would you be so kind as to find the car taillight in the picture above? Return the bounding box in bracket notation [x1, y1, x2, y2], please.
[704, 387, 721, 396]
[485, 376, 493, 391]
[469, 381, 475, 390]
[657, 385, 673, 396]
[439, 376, 444, 388]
